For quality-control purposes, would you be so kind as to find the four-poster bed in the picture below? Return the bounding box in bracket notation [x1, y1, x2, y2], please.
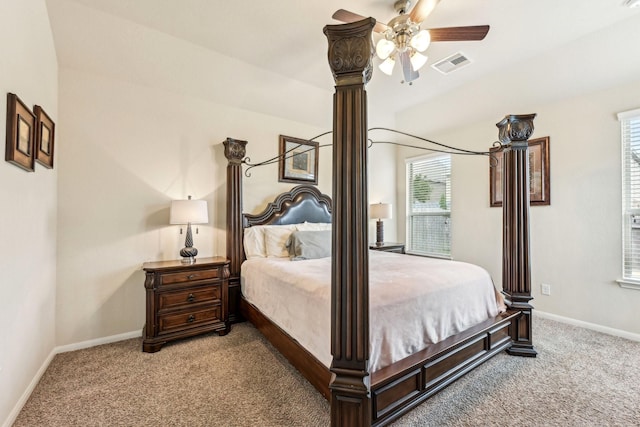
[223, 17, 536, 427]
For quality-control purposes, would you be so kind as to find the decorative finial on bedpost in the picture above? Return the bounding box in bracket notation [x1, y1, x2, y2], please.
[496, 114, 538, 358]
[324, 18, 376, 86]
[497, 114, 536, 146]
[223, 138, 247, 164]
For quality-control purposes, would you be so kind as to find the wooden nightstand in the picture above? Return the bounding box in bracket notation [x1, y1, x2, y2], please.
[142, 257, 230, 353]
[369, 242, 405, 254]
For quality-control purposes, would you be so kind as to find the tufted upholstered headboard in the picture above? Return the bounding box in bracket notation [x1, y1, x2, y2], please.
[243, 185, 332, 228]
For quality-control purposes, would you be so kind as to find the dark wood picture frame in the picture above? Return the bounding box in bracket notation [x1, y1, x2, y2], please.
[34, 105, 55, 169]
[490, 136, 550, 207]
[5, 93, 36, 172]
[278, 135, 318, 185]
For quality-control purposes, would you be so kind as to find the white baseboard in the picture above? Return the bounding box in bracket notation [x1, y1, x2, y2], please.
[535, 310, 640, 342]
[2, 349, 56, 427]
[56, 329, 141, 354]
[3, 329, 141, 427]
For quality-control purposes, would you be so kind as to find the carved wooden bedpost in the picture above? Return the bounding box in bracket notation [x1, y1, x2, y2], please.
[224, 137, 247, 324]
[324, 18, 375, 426]
[497, 114, 538, 357]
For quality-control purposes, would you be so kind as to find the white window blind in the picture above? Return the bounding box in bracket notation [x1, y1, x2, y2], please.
[619, 108, 640, 284]
[406, 154, 451, 258]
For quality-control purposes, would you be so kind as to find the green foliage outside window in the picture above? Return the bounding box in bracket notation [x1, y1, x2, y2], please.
[412, 174, 432, 203]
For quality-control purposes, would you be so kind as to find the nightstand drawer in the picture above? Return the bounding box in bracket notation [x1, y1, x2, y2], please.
[158, 286, 220, 310]
[158, 306, 222, 334]
[160, 268, 220, 286]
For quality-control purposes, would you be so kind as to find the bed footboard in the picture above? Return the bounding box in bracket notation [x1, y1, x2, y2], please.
[370, 310, 519, 426]
[241, 293, 522, 426]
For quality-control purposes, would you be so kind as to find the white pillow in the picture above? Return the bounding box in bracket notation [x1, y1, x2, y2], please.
[243, 224, 300, 259]
[296, 222, 332, 231]
[243, 227, 266, 259]
[264, 226, 296, 257]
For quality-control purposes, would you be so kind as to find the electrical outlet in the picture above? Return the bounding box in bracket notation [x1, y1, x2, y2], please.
[541, 283, 551, 296]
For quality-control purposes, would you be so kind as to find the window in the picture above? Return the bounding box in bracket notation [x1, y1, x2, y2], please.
[619, 108, 640, 289]
[406, 154, 451, 258]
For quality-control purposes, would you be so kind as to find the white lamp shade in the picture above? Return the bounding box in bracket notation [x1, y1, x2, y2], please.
[379, 56, 396, 76]
[410, 29, 431, 52]
[170, 199, 209, 224]
[376, 38, 396, 60]
[370, 203, 392, 220]
[410, 52, 428, 71]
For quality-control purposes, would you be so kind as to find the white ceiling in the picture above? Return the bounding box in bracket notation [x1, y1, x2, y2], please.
[46, 0, 640, 129]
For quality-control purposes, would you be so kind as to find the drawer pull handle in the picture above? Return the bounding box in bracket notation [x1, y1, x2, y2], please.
[187, 315, 195, 323]
[187, 293, 195, 302]
[187, 274, 197, 280]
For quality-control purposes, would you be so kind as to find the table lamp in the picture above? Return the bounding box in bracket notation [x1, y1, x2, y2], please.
[370, 202, 392, 246]
[170, 196, 209, 264]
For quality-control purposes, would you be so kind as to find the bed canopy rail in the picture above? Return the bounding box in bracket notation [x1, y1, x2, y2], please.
[242, 127, 501, 179]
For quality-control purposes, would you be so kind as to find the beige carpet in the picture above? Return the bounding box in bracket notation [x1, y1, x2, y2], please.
[14, 316, 640, 426]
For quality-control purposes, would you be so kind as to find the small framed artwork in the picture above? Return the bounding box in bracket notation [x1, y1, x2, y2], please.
[34, 105, 55, 169]
[278, 135, 319, 185]
[5, 93, 36, 172]
[490, 136, 550, 207]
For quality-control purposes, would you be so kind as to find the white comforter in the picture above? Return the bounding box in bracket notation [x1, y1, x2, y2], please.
[241, 251, 504, 371]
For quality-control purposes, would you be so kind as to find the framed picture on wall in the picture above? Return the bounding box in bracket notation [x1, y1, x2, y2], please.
[490, 136, 550, 207]
[34, 105, 55, 169]
[33, 105, 56, 169]
[5, 93, 36, 172]
[278, 135, 319, 185]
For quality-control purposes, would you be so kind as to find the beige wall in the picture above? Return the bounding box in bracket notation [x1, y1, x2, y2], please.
[56, 67, 332, 346]
[396, 79, 640, 336]
[0, 0, 58, 424]
[51, 0, 398, 347]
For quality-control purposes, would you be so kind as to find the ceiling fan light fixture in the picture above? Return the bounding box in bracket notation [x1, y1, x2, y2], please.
[379, 56, 396, 75]
[410, 29, 431, 52]
[376, 38, 396, 60]
[410, 51, 428, 71]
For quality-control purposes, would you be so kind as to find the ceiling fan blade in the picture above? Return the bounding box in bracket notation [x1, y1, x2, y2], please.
[428, 25, 490, 42]
[398, 50, 419, 83]
[332, 9, 389, 33]
[409, 0, 440, 24]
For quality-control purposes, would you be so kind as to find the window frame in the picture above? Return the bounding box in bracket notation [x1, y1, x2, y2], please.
[617, 107, 640, 290]
[405, 152, 452, 259]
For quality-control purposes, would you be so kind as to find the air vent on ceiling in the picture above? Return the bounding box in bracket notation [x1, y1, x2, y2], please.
[431, 52, 472, 75]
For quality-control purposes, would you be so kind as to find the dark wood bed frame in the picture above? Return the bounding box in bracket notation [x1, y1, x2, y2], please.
[223, 18, 537, 427]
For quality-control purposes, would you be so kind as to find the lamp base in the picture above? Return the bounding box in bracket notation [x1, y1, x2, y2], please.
[179, 223, 198, 263]
[179, 246, 198, 264]
[376, 219, 384, 245]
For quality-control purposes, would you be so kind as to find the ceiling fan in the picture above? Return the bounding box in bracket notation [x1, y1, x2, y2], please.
[332, 0, 489, 84]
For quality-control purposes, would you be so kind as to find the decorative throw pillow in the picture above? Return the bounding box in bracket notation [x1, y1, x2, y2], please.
[287, 230, 332, 260]
[264, 226, 297, 257]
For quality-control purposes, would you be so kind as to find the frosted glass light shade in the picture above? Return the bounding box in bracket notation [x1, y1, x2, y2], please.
[376, 38, 396, 60]
[170, 198, 209, 224]
[410, 52, 428, 71]
[410, 29, 431, 52]
[379, 57, 396, 76]
[370, 203, 392, 220]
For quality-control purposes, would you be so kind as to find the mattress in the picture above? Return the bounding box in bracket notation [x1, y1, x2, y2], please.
[241, 250, 505, 371]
